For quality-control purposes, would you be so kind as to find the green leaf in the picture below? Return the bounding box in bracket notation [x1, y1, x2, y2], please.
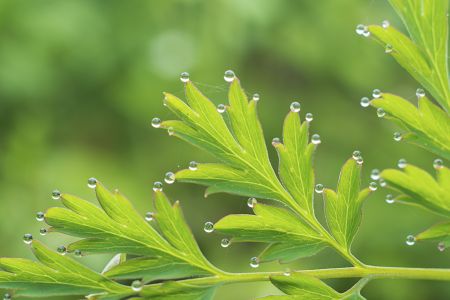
[269, 273, 340, 299]
[104, 256, 207, 282]
[0, 241, 130, 298]
[214, 203, 326, 262]
[381, 165, 450, 217]
[370, 94, 450, 159]
[259, 242, 327, 263]
[324, 158, 372, 249]
[368, 0, 450, 110]
[141, 281, 216, 300]
[163, 80, 313, 216]
[277, 111, 315, 214]
[415, 221, 450, 250]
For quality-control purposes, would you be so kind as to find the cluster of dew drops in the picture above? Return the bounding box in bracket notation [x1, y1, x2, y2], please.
[19, 177, 147, 293]
[150, 70, 322, 269]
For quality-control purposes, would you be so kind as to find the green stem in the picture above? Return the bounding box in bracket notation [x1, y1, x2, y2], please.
[149, 266, 450, 288]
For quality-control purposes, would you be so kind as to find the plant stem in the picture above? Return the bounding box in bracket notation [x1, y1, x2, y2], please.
[149, 266, 450, 288]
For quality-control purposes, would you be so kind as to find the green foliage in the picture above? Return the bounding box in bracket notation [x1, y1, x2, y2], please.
[363, 0, 450, 250]
[1, 0, 450, 299]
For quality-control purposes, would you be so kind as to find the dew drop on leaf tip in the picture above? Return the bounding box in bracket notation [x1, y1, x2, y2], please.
[189, 161, 198, 171]
[397, 159, 407, 169]
[36, 211, 45, 222]
[311, 134, 321, 145]
[406, 235, 416, 246]
[23, 233, 33, 244]
[204, 221, 214, 233]
[372, 89, 382, 99]
[221, 238, 231, 248]
[315, 184, 324, 194]
[433, 158, 443, 170]
[416, 88, 425, 99]
[164, 172, 175, 184]
[360, 97, 370, 108]
[180, 72, 190, 83]
[152, 181, 163, 192]
[247, 197, 257, 208]
[217, 104, 226, 114]
[393, 132, 402, 142]
[305, 113, 313, 122]
[52, 189, 61, 200]
[145, 212, 154, 221]
[87, 177, 97, 189]
[290, 101, 301, 113]
[224, 70, 235, 82]
[252, 93, 260, 101]
[385, 194, 394, 204]
[151, 117, 161, 128]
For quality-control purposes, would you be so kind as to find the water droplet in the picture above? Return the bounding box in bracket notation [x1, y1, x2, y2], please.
[151, 117, 161, 128]
[23, 233, 33, 245]
[189, 161, 198, 171]
[355, 24, 365, 35]
[167, 127, 175, 136]
[180, 72, 190, 83]
[250, 257, 260, 268]
[283, 269, 291, 276]
[272, 137, 281, 146]
[247, 197, 257, 208]
[406, 235, 416, 246]
[36, 212, 45, 222]
[385, 44, 393, 53]
[370, 169, 380, 180]
[369, 182, 378, 191]
[362, 27, 370, 37]
[131, 280, 143, 292]
[221, 238, 231, 248]
[352, 150, 362, 160]
[252, 93, 260, 101]
[416, 88, 425, 98]
[164, 172, 175, 184]
[433, 158, 444, 170]
[379, 178, 387, 187]
[3, 293, 11, 300]
[360, 97, 370, 108]
[372, 89, 382, 98]
[152, 181, 163, 192]
[437, 242, 446, 252]
[145, 212, 154, 221]
[311, 134, 321, 145]
[52, 189, 61, 200]
[398, 159, 407, 169]
[305, 113, 313, 122]
[377, 108, 386, 118]
[385, 194, 394, 204]
[39, 228, 48, 236]
[382, 20, 390, 28]
[290, 101, 301, 113]
[74, 249, 83, 257]
[393, 132, 402, 142]
[204, 221, 214, 233]
[224, 70, 236, 82]
[356, 157, 364, 165]
[87, 177, 97, 189]
[315, 184, 324, 194]
[57, 246, 67, 255]
[217, 104, 226, 114]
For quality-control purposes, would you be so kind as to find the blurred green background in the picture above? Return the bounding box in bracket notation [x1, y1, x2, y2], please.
[0, 0, 448, 299]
